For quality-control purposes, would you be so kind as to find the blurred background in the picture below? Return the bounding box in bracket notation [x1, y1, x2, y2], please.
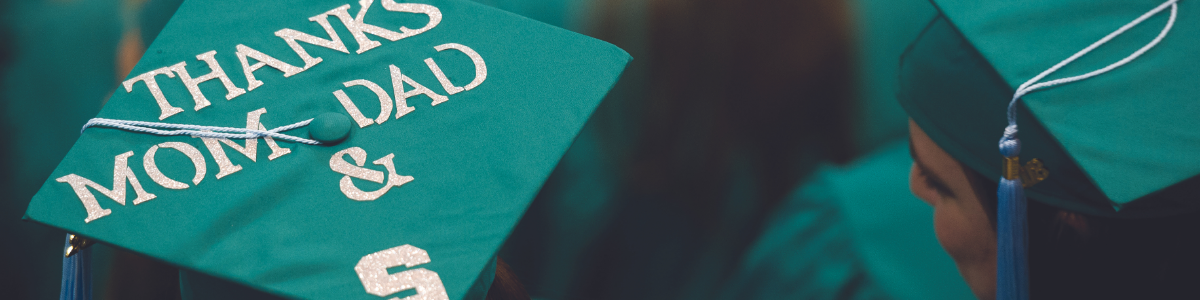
[0, 0, 973, 299]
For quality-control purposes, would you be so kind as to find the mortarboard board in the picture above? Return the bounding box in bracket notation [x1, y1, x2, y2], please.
[898, 0, 1198, 299]
[24, 0, 630, 299]
[901, 0, 1200, 217]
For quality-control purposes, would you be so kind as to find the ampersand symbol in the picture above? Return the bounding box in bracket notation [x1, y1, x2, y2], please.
[329, 147, 414, 201]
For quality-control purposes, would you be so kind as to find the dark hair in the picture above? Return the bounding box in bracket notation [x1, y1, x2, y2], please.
[592, 0, 856, 229]
[487, 258, 531, 300]
[962, 166, 1200, 299]
[500, 2, 855, 298]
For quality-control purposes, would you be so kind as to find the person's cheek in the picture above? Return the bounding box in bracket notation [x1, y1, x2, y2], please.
[931, 200, 985, 267]
[932, 200, 997, 300]
[931, 204, 960, 255]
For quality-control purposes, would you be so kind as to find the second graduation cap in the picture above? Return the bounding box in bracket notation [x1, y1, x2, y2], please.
[24, 0, 630, 299]
[900, 0, 1198, 299]
[901, 0, 1200, 217]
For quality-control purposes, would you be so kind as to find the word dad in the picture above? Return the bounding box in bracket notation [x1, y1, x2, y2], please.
[56, 0, 488, 223]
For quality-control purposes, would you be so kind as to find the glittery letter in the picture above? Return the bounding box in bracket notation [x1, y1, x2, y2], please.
[355, 244, 448, 300]
[322, 0, 405, 54]
[333, 79, 394, 128]
[200, 108, 293, 179]
[423, 43, 486, 95]
[274, 9, 351, 70]
[380, 0, 442, 37]
[56, 151, 157, 223]
[122, 66, 183, 120]
[143, 142, 207, 189]
[168, 50, 248, 111]
[235, 44, 306, 91]
[389, 65, 448, 113]
[329, 147, 414, 201]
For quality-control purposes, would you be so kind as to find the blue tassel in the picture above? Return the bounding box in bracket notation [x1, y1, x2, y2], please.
[985, 2, 1179, 297]
[996, 127, 1029, 300]
[60, 234, 92, 300]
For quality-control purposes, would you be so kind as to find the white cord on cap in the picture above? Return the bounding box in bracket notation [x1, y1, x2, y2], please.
[995, 1, 1178, 300]
[82, 117, 320, 145]
[1007, 0, 1179, 126]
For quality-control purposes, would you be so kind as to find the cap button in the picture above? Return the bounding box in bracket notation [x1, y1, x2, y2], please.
[309, 112, 352, 145]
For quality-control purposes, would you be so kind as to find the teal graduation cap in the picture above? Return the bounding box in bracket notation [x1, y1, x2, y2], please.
[903, 0, 1200, 217]
[900, 0, 1198, 299]
[24, 0, 629, 299]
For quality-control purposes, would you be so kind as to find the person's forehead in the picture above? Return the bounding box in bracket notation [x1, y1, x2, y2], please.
[909, 120, 970, 179]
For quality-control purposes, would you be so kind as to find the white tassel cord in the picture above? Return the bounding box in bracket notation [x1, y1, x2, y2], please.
[995, 1, 1178, 300]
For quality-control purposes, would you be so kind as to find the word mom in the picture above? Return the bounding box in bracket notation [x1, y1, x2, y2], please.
[57, 108, 295, 223]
